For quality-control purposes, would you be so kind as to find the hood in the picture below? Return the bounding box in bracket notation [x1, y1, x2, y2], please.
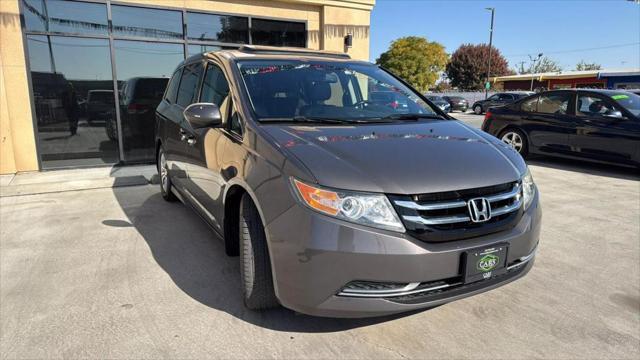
[264, 120, 526, 195]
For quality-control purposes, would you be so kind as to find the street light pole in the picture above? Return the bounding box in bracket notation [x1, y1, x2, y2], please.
[485, 7, 495, 99]
[529, 53, 543, 91]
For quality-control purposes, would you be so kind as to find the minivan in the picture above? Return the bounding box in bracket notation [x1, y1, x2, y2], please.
[155, 46, 541, 318]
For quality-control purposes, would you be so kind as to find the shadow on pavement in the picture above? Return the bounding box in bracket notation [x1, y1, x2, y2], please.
[110, 187, 425, 333]
[527, 156, 639, 181]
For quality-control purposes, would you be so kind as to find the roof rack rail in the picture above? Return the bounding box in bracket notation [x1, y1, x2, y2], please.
[238, 45, 351, 59]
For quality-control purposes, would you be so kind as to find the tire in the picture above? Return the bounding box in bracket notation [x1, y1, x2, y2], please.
[157, 147, 177, 202]
[474, 105, 483, 115]
[239, 194, 279, 310]
[500, 128, 529, 157]
[105, 118, 117, 141]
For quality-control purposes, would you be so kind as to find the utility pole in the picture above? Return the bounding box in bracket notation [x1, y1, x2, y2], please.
[485, 7, 495, 99]
[528, 53, 543, 91]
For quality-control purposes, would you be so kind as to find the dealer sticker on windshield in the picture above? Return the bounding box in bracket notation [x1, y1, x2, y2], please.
[611, 94, 629, 100]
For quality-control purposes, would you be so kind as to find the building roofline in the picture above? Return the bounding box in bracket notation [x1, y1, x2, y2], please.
[492, 69, 640, 83]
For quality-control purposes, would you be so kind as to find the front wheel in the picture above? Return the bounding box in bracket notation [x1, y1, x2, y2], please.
[157, 147, 177, 202]
[240, 194, 279, 310]
[500, 128, 529, 157]
[474, 105, 483, 115]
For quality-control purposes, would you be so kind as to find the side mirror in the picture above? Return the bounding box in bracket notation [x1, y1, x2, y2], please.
[183, 103, 222, 129]
[604, 110, 625, 120]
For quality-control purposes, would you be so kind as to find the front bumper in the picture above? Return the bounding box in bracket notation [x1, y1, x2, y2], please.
[265, 192, 541, 318]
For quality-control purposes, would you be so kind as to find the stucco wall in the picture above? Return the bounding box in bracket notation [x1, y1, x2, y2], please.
[0, 0, 373, 174]
[1, 0, 39, 174]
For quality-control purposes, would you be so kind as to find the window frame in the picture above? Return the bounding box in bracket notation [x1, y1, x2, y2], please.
[201, 60, 244, 139]
[175, 62, 205, 108]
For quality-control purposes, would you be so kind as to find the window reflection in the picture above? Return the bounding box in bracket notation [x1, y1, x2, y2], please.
[114, 40, 184, 162]
[251, 19, 306, 47]
[187, 12, 249, 43]
[111, 5, 183, 39]
[27, 35, 119, 168]
[22, 0, 108, 35]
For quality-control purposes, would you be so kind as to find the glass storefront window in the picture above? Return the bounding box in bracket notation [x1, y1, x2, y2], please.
[22, 1, 309, 169]
[111, 5, 183, 39]
[26, 35, 119, 168]
[187, 12, 249, 44]
[114, 40, 184, 162]
[22, 0, 108, 35]
[251, 19, 306, 47]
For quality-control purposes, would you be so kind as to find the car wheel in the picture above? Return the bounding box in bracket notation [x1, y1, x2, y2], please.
[240, 194, 279, 310]
[157, 147, 177, 202]
[105, 119, 117, 141]
[474, 105, 483, 115]
[500, 128, 529, 157]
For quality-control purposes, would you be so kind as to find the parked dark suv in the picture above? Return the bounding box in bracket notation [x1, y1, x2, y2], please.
[155, 46, 541, 318]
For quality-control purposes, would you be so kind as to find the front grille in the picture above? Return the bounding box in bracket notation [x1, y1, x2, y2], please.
[390, 181, 523, 242]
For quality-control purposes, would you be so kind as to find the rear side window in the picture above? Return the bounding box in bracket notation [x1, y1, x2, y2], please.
[165, 69, 181, 103]
[537, 93, 571, 114]
[176, 63, 203, 108]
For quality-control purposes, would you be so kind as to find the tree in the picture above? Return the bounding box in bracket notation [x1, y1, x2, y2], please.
[519, 56, 562, 74]
[575, 60, 602, 71]
[376, 36, 448, 92]
[445, 44, 511, 90]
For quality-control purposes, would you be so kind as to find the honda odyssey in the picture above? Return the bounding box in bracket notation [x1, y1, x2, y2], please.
[155, 45, 541, 318]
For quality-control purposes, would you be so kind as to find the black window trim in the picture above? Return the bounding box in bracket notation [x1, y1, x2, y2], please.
[202, 59, 244, 140]
[175, 61, 205, 109]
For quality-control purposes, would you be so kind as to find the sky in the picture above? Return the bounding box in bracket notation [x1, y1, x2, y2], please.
[369, 0, 640, 71]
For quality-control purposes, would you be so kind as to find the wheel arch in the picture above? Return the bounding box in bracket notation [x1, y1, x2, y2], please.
[222, 180, 268, 257]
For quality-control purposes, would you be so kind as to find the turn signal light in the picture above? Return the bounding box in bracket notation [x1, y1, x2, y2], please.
[293, 179, 340, 216]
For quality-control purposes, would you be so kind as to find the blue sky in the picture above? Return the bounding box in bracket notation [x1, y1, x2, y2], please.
[370, 0, 640, 71]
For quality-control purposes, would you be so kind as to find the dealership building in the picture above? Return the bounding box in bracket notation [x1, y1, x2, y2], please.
[0, 0, 375, 174]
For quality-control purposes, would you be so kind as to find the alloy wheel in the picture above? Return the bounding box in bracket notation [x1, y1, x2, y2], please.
[160, 151, 168, 193]
[501, 132, 524, 153]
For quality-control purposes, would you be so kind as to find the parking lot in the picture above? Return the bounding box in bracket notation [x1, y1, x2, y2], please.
[1, 116, 639, 359]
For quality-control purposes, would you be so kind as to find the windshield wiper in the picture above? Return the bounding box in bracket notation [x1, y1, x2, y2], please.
[260, 116, 353, 124]
[378, 113, 446, 121]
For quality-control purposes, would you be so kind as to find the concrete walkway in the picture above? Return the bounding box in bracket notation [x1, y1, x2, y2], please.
[0, 165, 157, 197]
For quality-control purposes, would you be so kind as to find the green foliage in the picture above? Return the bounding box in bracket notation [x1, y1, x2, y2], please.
[376, 36, 448, 92]
[575, 60, 602, 71]
[445, 44, 511, 90]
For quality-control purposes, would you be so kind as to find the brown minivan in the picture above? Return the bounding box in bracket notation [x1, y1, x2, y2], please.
[155, 46, 541, 318]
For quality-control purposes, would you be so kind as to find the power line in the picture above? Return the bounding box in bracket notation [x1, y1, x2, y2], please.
[505, 42, 640, 57]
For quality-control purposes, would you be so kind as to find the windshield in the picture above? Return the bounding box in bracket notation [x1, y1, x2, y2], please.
[609, 92, 640, 116]
[237, 60, 438, 121]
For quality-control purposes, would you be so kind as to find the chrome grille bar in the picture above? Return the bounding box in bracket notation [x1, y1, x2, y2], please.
[395, 183, 522, 227]
[394, 199, 466, 211]
[338, 282, 457, 298]
[403, 214, 470, 225]
[492, 199, 522, 217]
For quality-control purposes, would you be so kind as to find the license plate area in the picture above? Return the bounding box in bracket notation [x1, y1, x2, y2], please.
[463, 244, 508, 283]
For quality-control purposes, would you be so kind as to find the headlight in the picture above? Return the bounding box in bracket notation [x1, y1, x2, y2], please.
[522, 168, 536, 210]
[292, 179, 405, 232]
